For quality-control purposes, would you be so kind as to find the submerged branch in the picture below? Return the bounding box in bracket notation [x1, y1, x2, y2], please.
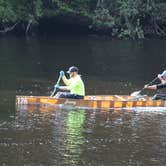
[0, 22, 19, 33]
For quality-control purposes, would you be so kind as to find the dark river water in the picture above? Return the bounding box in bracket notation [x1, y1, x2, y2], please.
[0, 36, 166, 166]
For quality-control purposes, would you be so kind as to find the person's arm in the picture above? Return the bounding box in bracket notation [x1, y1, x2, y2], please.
[156, 83, 166, 89]
[59, 71, 70, 85]
[54, 84, 70, 91]
[59, 86, 69, 91]
[62, 76, 70, 85]
[144, 84, 157, 90]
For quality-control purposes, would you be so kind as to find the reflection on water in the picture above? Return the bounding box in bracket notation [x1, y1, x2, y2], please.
[0, 105, 166, 165]
[63, 110, 85, 166]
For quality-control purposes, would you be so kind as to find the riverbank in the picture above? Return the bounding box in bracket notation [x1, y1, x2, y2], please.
[1, 16, 166, 40]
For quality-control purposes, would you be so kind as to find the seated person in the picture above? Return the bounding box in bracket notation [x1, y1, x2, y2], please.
[144, 70, 166, 100]
[54, 66, 85, 99]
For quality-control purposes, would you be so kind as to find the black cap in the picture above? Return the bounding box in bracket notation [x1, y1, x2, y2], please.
[67, 66, 79, 73]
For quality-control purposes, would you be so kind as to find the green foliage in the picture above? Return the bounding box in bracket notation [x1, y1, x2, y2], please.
[16, 0, 43, 21]
[0, 0, 165, 38]
[118, 0, 145, 38]
[92, 8, 115, 29]
[0, 0, 17, 22]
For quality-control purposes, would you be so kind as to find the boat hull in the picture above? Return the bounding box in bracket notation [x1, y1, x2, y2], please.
[16, 95, 166, 109]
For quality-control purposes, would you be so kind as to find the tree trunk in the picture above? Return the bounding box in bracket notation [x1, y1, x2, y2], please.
[25, 19, 33, 35]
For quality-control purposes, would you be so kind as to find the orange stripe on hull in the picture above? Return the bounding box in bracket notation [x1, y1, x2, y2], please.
[16, 95, 166, 109]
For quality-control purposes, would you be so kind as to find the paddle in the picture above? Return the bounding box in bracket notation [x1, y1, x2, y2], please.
[50, 75, 61, 97]
[130, 77, 158, 97]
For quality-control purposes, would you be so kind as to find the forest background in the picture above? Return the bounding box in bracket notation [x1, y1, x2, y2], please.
[0, 0, 166, 39]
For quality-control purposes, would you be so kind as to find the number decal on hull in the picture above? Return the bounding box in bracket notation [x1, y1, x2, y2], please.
[17, 97, 28, 104]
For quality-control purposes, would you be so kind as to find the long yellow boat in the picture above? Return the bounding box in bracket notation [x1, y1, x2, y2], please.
[16, 95, 166, 109]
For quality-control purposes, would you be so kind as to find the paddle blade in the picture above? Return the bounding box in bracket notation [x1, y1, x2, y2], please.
[130, 90, 141, 97]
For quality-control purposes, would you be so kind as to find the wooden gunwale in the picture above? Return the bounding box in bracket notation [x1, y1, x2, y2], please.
[16, 95, 166, 109]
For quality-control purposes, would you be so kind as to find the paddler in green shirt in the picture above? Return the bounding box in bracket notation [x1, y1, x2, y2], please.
[54, 66, 85, 99]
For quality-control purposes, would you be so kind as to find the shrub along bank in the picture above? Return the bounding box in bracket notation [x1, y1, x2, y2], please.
[0, 0, 166, 38]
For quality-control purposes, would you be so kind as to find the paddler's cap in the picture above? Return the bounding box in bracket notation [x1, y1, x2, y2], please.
[159, 70, 166, 77]
[67, 66, 79, 73]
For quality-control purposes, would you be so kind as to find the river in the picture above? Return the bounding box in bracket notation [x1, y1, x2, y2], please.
[0, 35, 166, 166]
